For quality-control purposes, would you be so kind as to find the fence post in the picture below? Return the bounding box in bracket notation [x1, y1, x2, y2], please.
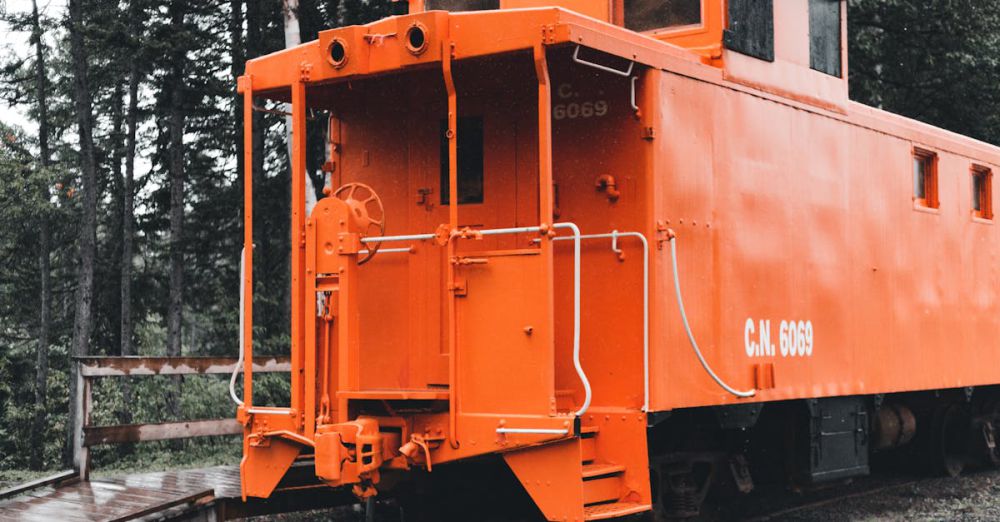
[72, 362, 91, 481]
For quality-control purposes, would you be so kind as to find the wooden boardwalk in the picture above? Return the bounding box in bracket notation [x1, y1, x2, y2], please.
[0, 357, 358, 520]
[0, 464, 354, 521]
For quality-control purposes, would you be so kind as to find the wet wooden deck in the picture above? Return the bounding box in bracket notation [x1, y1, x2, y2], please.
[0, 464, 354, 521]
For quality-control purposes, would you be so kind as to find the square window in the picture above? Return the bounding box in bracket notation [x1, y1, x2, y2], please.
[913, 148, 938, 209]
[624, 0, 703, 33]
[724, 0, 774, 62]
[440, 117, 484, 205]
[972, 165, 992, 220]
[808, 0, 841, 77]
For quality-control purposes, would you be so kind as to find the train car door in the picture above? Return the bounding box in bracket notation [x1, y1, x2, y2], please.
[410, 86, 538, 386]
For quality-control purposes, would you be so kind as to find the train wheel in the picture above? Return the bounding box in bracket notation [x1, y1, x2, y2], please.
[929, 402, 970, 477]
[973, 395, 1000, 468]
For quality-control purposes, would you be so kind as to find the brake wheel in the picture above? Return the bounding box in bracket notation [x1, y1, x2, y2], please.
[332, 182, 385, 265]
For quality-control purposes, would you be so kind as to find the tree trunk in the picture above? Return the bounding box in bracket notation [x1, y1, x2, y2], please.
[120, 0, 142, 430]
[166, 0, 186, 422]
[29, 0, 51, 472]
[283, 0, 318, 214]
[109, 83, 126, 355]
[66, 0, 99, 469]
[232, 0, 244, 183]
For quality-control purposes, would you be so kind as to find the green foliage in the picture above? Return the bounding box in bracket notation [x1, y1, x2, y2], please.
[849, 0, 1000, 144]
[0, 0, 391, 475]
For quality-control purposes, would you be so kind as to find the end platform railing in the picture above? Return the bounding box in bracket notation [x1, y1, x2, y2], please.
[72, 355, 290, 480]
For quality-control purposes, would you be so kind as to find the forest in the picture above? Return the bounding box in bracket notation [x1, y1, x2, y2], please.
[1, 0, 1000, 476]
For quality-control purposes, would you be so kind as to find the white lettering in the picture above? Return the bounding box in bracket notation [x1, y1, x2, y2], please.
[744, 318, 756, 357]
[748, 317, 814, 358]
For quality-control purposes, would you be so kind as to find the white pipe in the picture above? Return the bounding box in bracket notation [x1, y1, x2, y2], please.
[496, 428, 570, 435]
[230, 247, 246, 406]
[551, 223, 590, 417]
[669, 237, 756, 398]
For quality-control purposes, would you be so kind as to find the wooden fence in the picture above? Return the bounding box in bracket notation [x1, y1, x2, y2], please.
[72, 355, 290, 479]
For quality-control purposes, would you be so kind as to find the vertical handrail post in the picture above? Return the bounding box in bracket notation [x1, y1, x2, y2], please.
[72, 362, 90, 481]
[240, 75, 255, 408]
[289, 81, 307, 422]
[442, 39, 461, 449]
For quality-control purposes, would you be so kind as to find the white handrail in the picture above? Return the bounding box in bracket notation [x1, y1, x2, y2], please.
[360, 233, 435, 243]
[229, 247, 246, 406]
[669, 237, 755, 398]
[496, 428, 570, 435]
[551, 223, 589, 416]
[572, 45, 634, 77]
[544, 230, 649, 411]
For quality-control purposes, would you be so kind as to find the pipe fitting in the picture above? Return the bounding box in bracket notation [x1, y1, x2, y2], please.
[595, 174, 620, 202]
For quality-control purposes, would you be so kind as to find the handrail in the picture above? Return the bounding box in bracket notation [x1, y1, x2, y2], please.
[230, 246, 246, 406]
[542, 230, 649, 411]
[551, 223, 589, 416]
[360, 233, 435, 243]
[572, 45, 635, 77]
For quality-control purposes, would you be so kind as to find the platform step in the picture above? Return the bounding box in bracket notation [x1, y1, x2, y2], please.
[583, 502, 652, 520]
[580, 424, 600, 436]
[583, 473, 622, 505]
[581, 463, 626, 479]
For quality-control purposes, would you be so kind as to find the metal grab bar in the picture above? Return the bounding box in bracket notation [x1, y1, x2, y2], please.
[496, 428, 570, 435]
[358, 246, 413, 255]
[572, 45, 635, 77]
[669, 236, 756, 398]
[551, 223, 589, 416]
[230, 247, 247, 406]
[361, 233, 435, 243]
[541, 230, 650, 411]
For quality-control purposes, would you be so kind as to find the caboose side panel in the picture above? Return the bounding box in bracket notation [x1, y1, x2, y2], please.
[651, 68, 1000, 410]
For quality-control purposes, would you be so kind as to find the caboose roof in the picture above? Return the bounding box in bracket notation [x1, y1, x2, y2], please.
[241, 6, 1000, 167]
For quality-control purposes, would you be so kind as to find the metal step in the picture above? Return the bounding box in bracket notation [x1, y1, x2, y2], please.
[583, 473, 622, 505]
[583, 502, 652, 520]
[581, 463, 626, 479]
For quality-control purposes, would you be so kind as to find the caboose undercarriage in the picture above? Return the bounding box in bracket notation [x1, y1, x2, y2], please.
[233, 5, 1000, 521]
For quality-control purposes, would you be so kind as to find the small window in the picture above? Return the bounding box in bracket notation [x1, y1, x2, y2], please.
[913, 148, 938, 209]
[724, 0, 774, 61]
[424, 0, 499, 11]
[440, 117, 484, 205]
[624, 0, 702, 33]
[972, 165, 992, 220]
[808, 0, 841, 77]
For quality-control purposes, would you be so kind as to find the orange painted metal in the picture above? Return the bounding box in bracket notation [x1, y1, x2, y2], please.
[235, 2, 1000, 520]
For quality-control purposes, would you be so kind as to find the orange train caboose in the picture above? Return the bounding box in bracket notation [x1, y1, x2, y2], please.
[234, 0, 1000, 519]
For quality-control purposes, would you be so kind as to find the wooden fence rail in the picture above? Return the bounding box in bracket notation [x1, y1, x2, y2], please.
[72, 355, 290, 480]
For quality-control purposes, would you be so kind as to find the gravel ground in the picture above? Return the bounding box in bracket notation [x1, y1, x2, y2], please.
[772, 469, 1000, 521]
[7, 466, 1000, 520]
[250, 468, 1000, 521]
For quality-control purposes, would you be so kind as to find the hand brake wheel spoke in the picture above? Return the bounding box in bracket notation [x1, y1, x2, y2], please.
[332, 182, 385, 265]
